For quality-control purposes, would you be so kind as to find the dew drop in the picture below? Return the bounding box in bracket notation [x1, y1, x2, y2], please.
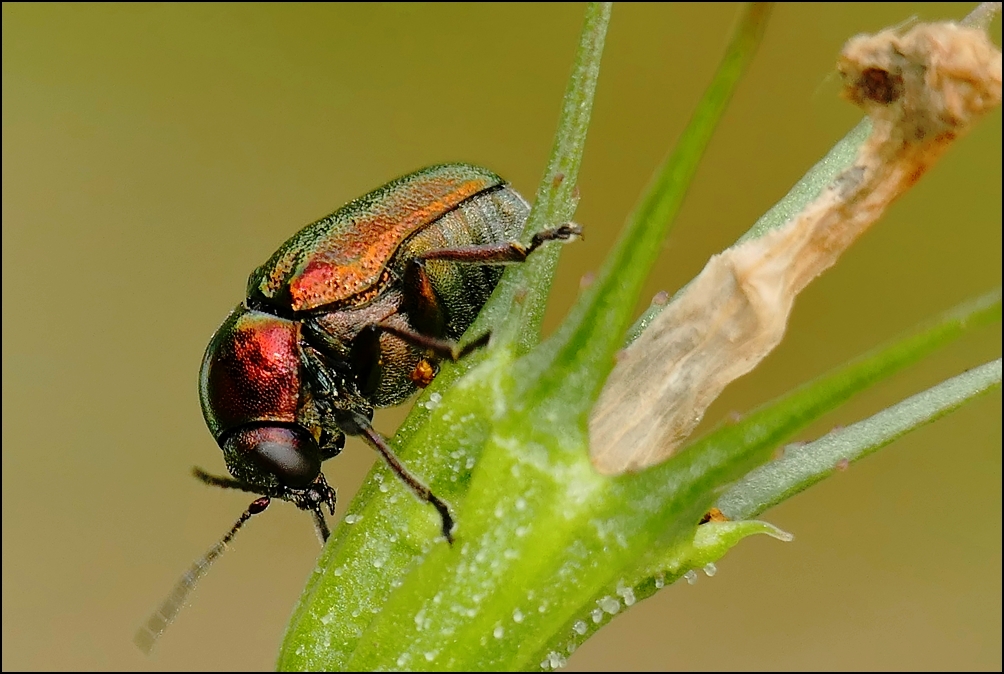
[320, 613, 333, 625]
[332, 566, 344, 577]
[703, 562, 718, 577]
[621, 587, 636, 606]
[494, 505, 505, 519]
[424, 650, 437, 662]
[540, 659, 551, 670]
[515, 498, 527, 511]
[373, 558, 384, 569]
[515, 525, 529, 538]
[379, 482, 390, 493]
[598, 596, 620, 615]
[567, 642, 577, 655]
[572, 620, 588, 635]
[493, 625, 505, 639]
[548, 651, 567, 669]
[512, 608, 524, 623]
[684, 570, 698, 585]
[654, 573, 665, 589]
[396, 654, 408, 668]
[426, 392, 442, 410]
[344, 513, 361, 524]
[466, 456, 476, 469]
[590, 608, 603, 623]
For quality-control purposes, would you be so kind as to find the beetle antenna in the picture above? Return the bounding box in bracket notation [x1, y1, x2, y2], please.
[191, 466, 261, 494]
[357, 422, 454, 544]
[134, 496, 271, 654]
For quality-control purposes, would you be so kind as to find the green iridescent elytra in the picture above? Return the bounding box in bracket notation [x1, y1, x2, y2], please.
[248, 163, 528, 315]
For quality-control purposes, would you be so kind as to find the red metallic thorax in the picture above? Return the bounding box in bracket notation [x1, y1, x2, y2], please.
[199, 305, 302, 442]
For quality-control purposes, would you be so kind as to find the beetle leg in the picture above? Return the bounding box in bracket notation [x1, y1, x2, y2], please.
[414, 223, 582, 265]
[362, 322, 490, 362]
[402, 258, 447, 338]
[299, 341, 345, 400]
[335, 410, 454, 544]
[318, 428, 345, 460]
[192, 467, 261, 494]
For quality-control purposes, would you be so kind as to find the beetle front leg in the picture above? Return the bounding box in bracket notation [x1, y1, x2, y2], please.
[414, 223, 582, 265]
[334, 410, 454, 544]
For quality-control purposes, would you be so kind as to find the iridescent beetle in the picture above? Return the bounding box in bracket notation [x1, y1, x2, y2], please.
[136, 163, 579, 650]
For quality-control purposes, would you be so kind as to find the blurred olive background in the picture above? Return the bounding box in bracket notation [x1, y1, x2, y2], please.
[3, 3, 1000, 671]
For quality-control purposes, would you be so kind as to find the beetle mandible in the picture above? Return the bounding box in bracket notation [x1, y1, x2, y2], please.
[136, 163, 579, 651]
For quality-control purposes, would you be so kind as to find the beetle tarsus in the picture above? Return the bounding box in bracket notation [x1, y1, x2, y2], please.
[528, 223, 583, 253]
[428, 494, 455, 545]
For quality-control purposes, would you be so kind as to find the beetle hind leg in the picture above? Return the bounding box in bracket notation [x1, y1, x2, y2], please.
[413, 223, 583, 265]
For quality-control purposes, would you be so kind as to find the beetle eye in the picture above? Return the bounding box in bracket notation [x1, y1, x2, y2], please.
[224, 425, 321, 488]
